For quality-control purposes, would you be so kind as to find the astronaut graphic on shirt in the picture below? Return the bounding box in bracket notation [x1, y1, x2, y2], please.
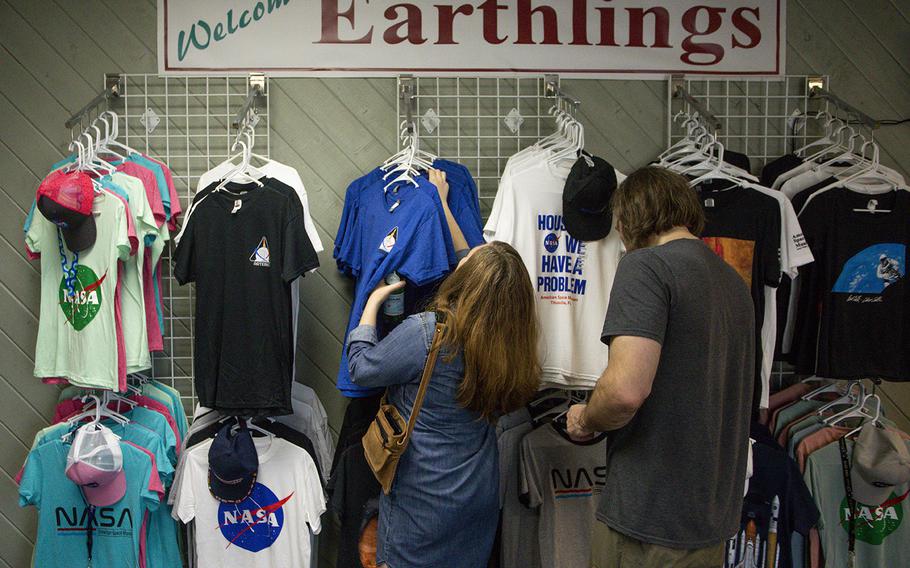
[878, 254, 902, 288]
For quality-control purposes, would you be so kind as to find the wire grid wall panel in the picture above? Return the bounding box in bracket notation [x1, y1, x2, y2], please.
[667, 75, 830, 175]
[113, 74, 270, 411]
[396, 76, 558, 218]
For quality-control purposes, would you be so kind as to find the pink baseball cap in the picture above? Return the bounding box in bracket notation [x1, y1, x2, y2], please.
[65, 424, 126, 507]
[36, 170, 97, 252]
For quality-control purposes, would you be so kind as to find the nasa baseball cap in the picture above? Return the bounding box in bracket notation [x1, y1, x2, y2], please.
[852, 422, 910, 506]
[36, 170, 97, 252]
[65, 424, 126, 507]
[208, 421, 258, 503]
[562, 155, 617, 242]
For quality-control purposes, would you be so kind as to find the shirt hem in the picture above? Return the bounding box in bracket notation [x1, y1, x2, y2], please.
[596, 513, 731, 549]
[601, 327, 665, 345]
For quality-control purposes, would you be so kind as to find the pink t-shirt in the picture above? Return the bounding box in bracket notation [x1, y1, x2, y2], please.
[123, 440, 164, 568]
[145, 157, 181, 231]
[116, 162, 166, 228]
[144, 250, 164, 352]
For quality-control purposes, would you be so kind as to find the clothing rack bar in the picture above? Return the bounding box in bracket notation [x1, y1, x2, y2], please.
[231, 74, 267, 128]
[808, 86, 879, 129]
[671, 81, 722, 131]
[399, 75, 417, 134]
[544, 74, 580, 113]
[64, 74, 122, 129]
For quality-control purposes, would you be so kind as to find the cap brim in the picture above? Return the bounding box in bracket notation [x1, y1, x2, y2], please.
[563, 205, 613, 242]
[208, 469, 256, 503]
[81, 470, 126, 507]
[62, 216, 97, 252]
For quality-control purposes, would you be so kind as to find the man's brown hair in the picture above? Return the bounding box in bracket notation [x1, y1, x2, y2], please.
[611, 166, 705, 250]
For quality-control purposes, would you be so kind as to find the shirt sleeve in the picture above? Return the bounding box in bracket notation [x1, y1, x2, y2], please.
[761, 203, 783, 288]
[283, 196, 320, 282]
[173, 452, 198, 523]
[18, 448, 42, 508]
[299, 453, 327, 535]
[601, 250, 672, 345]
[484, 169, 515, 243]
[24, 202, 45, 255]
[347, 315, 431, 389]
[780, 198, 813, 277]
[173, 213, 196, 285]
[518, 436, 542, 509]
[115, 200, 132, 261]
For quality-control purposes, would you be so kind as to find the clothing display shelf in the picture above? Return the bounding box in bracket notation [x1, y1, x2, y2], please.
[396, 75, 565, 218]
[112, 73, 272, 413]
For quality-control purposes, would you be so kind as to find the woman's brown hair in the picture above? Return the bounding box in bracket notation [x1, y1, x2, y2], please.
[429, 241, 541, 421]
[611, 166, 705, 250]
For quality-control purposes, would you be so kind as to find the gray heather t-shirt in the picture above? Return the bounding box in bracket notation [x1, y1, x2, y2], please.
[599, 238, 755, 548]
[520, 423, 608, 568]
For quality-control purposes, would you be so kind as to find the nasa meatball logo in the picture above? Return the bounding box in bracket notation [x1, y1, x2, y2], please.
[217, 483, 293, 552]
[544, 233, 560, 253]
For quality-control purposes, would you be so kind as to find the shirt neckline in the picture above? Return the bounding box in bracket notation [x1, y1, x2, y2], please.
[211, 181, 266, 211]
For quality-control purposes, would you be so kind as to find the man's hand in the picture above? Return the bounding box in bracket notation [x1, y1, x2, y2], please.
[429, 168, 449, 203]
[567, 404, 596, 441]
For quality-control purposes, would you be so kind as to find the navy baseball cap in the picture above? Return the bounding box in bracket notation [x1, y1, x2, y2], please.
[208, 421, 258, 503]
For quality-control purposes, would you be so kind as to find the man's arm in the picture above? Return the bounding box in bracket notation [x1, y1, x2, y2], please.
[569, 335, 661, 435]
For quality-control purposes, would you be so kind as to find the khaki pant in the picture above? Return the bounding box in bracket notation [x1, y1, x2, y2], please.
[591, 521, 725, 568]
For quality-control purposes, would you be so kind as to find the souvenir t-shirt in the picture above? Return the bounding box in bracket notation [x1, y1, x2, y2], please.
[484, 150, 626, 389]
[19, 438, 160, 568]
[793, 189, 910, 380]
[804, 438, 910, 568]
[497, 409, 541, 568]
[173, 437, 326, 568]
[699, 184, 782, 415]
[26, 191, 130, 389]
[761, 154, 804, 188]
[520, 423, 607, 568]
[110, 172, 158, 372]
[174, 180, 319, 415]
[335, 176, 453, 397]
[328, 442, 381, 568]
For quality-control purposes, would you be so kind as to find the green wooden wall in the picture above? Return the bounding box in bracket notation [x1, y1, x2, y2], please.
[1, 1, 909, 566]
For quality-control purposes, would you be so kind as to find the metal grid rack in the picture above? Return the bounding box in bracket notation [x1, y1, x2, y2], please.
[110, 74, 271, 411]
[396, 76, 559, 217]
[668, 75, 830, 174]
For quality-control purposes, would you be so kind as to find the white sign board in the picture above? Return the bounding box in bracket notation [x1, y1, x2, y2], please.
[158, 0, 785, 77]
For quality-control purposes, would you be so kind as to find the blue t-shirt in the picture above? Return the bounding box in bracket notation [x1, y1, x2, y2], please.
[19, 438, 159, 568]
[336, 176, 453, 396]
[126, 406, 179, 466]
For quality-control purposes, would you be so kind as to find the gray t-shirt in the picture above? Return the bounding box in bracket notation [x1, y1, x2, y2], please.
[598, 238, 755, 548]
[497, 409, 540, 568]
[520, 423, 608, 568]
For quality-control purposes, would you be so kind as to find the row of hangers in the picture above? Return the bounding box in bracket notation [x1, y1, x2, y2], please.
[510, 96, 593, 177]
[380, 119, 438, 192]
[58, 110, 143, 193]
[801, 378, 883, 438]
[659, 111, 758, 188]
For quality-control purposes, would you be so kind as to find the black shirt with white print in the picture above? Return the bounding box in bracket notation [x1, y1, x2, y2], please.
[174, 180, 319, 416]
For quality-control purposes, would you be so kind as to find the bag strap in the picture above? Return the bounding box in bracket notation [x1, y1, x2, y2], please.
[399, 313, 447, 445]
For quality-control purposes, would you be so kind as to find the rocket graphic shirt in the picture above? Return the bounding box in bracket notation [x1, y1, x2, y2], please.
[805, 438, 910, 568]
[26, 190, 131, 389]
[793, 188, 910, 380]
[174, 180, 319, 416]
[519, 423, 608, 568]
[173, 436, 325, 568]
[485, 150, 625, 389]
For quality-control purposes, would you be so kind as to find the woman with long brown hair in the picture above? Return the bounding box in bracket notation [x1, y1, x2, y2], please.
[347, 170, 540, 568]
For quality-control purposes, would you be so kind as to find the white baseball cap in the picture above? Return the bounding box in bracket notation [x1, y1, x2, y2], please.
[65, 424, 126, 507]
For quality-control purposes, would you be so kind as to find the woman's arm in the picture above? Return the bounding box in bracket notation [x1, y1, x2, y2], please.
[348, 283, 429, 389]
[429, 168, 469, 254]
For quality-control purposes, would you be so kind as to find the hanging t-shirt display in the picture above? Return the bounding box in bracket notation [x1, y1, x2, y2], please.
[519, 423, 608, 568]
[484, 149, 626, 389]
[699, 184, 782, 413]
[174, 180, 320, 416]
[793, 188, 910, 380]
[27, 183, 131, 390]
[173, 436, 326, 568]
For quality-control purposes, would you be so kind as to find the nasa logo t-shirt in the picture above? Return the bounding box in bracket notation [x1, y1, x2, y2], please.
[484, 151, 625, 388]
[173, 436, 325, 568]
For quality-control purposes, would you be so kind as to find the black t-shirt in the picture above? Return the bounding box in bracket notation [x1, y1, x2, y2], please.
[699, 185, 782, 415]
[760, 153, 803, 188]
[174, 180, 319, 416]
[793, 188, 910, 380]
[734, 430, 820, 568]
[329, 442, 381, 568]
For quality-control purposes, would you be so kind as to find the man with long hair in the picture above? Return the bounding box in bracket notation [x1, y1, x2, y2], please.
[568, 167, 755, 567]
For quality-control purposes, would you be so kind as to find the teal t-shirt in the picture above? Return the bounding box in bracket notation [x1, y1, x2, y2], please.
[19, 439, 159, 568]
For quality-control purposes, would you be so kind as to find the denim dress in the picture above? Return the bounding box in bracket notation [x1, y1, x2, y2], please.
[348, 312, 499, 568]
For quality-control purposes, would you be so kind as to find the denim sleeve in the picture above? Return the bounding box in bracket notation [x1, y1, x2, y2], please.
[347, 314, 432, 389]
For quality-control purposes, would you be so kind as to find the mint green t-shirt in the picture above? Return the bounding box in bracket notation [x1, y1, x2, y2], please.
[805, 438, 910, 568]
[26, 191, 130, 389]
[110, 172, 158, 373]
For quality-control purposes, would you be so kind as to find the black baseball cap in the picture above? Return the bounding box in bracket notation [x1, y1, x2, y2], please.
[563, 155, 618, 242]
[208, 421, 258, 503]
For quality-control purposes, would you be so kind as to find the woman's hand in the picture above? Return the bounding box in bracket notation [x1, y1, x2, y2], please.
[429, 168, 449, 203]
[359, 279, 407, 327]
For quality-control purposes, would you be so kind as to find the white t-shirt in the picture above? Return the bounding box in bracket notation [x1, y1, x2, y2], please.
[173, 436, 325, 568]
[485, 150, 625, 389]
[750, 184, 814, 408]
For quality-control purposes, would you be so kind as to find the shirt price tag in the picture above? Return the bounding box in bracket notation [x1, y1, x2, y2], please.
[231, 199, 242, 214]
[704, 198, 715, 208]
